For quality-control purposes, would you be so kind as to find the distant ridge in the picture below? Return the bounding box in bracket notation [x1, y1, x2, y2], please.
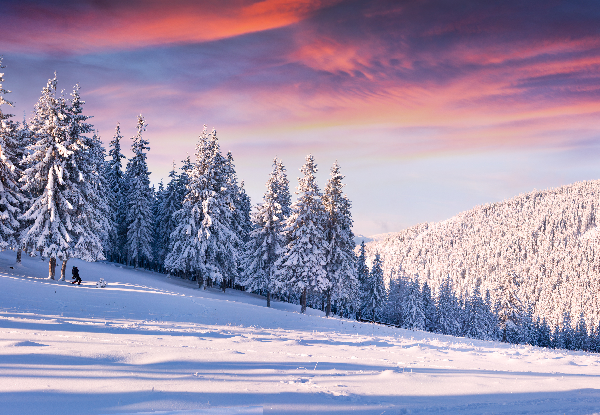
[364, 179, 600, 329]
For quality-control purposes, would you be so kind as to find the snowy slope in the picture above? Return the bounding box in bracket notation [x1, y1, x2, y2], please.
[363, 179, 600, 330]
[1, 251, 600, 414]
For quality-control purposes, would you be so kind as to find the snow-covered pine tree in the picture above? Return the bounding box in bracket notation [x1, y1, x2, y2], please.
[105, 123, 127, 263]
[21, 78, 106, 279]
[274, 157, 291, 219]
[403, 277, 426, 330]
[155, 163, 180, 272]
[356, 241, 369, 319]
[66, 88, 109, 277]
[125, 115, 154, 268]
[496, 273, 522, 342]
[362, 253, 385, 321]
[382, 271, 405, 326]
[534, 317, 552, 349]
[13, 118, 34, 263]
[224, 152, 252, 288]
[0, 57, 23, 251]
[421, 280, 437, 332]
[572, 312, 588, 351]
[276, 154, 328, 313]
[239, 159, 288, 307]
[151, 182, 163, 270]
[164, 127, 239, 292]
[435, 276, 461, 336]
[462, 285, 498, 340]
[323, 161, 358, 317]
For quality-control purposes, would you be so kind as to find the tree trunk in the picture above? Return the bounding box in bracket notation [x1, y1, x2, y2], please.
[221, 278, 227, 293]
[301, 288, 307, 313]
[16, 248, 22, 264]
[60, 259, 68, 281]
[48, 257, 56, 280]
[267, 290, 271, 308]
[326, 290, 331, 317]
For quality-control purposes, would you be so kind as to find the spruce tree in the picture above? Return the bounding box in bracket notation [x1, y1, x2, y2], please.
[224, 152, 252, 288]
[125, 115, 154, 268]
[164, 127, 239, 291]
[421, 280, 437, 332]
[21, 78, 106, 278]
[240, 159, 287, 306]
[435, 276, 461, 336]
[403, 278, 426, 330]
[0, 57, 23, 251]
[276, 154, 328, 313]
[362, 253, 385, 321]
[323, 161, 358, 317]
[496, 273, 522, 342]
[106, 123, 127, 263]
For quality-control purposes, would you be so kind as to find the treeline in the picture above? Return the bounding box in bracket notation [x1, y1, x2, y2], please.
[0, 61, 361, 316]
[363, 250, 600, 353]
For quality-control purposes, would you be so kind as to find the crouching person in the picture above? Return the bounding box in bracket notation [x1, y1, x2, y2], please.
[71, 266, 82, 285]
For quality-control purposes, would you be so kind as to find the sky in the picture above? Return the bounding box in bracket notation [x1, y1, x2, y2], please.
[2, 0, 600, 236]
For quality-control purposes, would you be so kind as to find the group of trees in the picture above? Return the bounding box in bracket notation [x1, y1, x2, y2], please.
[362, 255, 600, 353]
[4, 60, 600, 353]
[0, 62, 108, 280]
[240, 155, 358, 315]
[0, 62, 362, 316]
[363, 178, 600, 342]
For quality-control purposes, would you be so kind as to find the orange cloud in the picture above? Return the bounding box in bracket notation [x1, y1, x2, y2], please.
[3, 0, 343, 53]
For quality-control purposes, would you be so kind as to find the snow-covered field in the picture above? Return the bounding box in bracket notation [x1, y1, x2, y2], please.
[1, 252, 600, 414]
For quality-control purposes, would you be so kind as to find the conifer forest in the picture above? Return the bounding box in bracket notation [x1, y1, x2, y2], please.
[2, 59, 600, 357]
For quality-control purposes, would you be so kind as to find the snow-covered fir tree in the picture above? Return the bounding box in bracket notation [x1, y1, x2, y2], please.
[66, 89, 109, 274]
[496, 273, 522, 342]
[323, 161, 358, 317]
[403, 277, 426, 330]
[164, 127, 239, 292]
[462, 285, 498, 340]
[276, 154, 328, 313]
[421, 280, 437, 332]
[435, 276, 461, 336]
[362, 253, 385, 321]
[224, 152, 252, 288]
[240, 159, 289, 307]
[155, 163, 180, 272]
[20, 78, 106, 279]
[356, 241, 369, 319]
[274, 158, 291, 219]
[151, 182, 163, 270]
[0, 58, 23, 251]
[105, 123, 127, 263]
[125, 115, 154, 268]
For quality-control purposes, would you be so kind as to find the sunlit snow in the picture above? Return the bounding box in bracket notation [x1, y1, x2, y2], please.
[1, 251, 599, 414]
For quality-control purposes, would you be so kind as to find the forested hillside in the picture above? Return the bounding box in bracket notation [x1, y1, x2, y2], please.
[364, 180, 600, 330]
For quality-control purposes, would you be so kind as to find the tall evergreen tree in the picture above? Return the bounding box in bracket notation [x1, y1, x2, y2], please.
[421, 280, 437, 332]
[106, 123, 127, 263]
[21, 78, 105, 278]
[403, 277, 426, 330]
[496, 273, 522, 342]
[276, 154, 328, 313]
[435, 276, 461, 336]
[125, 115, 154, 268]
[156, 163, 180, 272]
[224, 152, 252, 288]
[362, 253, 385, 321]
[164, 127, 239, 291]
[240, 159, 288, 306]
[323, 161, 358, 317]
[0, 57, 23, 251]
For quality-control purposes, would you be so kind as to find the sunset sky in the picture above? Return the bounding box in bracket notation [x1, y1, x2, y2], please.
[3, 0, 600, 236]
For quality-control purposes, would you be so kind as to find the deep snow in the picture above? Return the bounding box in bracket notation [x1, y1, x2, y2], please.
[1, 251, 600, 414]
